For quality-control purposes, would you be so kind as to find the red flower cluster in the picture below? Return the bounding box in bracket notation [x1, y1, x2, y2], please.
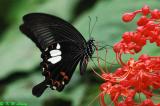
[114, 5, 160, 58]
[99, 5, 160, 106]
[100, 55, 160, 106]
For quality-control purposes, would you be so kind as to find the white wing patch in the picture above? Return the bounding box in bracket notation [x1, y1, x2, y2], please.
[50, 50, 61, 57]
[56, 43, 61, 49]
[47, 43, 62, 64]
[48, 56, 62, 64]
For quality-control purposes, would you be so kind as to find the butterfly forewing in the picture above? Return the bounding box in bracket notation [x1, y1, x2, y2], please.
[20, 13, 86, 51]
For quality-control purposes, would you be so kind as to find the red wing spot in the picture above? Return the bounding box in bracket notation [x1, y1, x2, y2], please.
[60, 71, 66, 76]
[51, 80, 61, 87]
[64, 75, 69, 80]
[59, 71, 68, 80]
[54, 81, 61, 87]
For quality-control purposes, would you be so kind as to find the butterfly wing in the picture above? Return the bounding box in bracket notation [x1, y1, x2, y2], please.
[32, 41, 83, 97]
[80, 55, 89, 75]
[20, 13, 87, 97]
[20, 13, 87, 51]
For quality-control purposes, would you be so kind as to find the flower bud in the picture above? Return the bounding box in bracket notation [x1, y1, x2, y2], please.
[122, 13, 136, 22]
[142, 5, 150, 15]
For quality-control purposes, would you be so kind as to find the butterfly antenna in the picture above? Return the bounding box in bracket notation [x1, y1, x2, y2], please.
[88, 16, 92, 39]
[90, 16, 98, 39]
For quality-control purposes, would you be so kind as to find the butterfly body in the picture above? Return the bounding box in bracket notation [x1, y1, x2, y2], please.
[85, 38, 95, 57]
[20, 13, 95, 97]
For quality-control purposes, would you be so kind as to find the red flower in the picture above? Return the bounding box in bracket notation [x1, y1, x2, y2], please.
[98, 5, 160, 106]
[99, 55, 160, 106]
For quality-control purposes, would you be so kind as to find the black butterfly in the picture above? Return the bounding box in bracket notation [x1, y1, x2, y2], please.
[20, 13, 96, 97]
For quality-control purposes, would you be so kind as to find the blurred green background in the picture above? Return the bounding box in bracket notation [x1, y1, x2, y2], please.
[0, 0, 160, 106]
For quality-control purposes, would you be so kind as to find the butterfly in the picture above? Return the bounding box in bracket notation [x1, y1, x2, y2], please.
[20, 13, 96, 97]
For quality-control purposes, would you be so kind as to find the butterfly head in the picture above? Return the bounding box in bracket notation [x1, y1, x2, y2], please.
[88, 38, 95, 46]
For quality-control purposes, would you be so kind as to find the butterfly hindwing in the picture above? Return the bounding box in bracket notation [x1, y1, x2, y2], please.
[80, 55, 88, 75]
[43, 42, 82, 85]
